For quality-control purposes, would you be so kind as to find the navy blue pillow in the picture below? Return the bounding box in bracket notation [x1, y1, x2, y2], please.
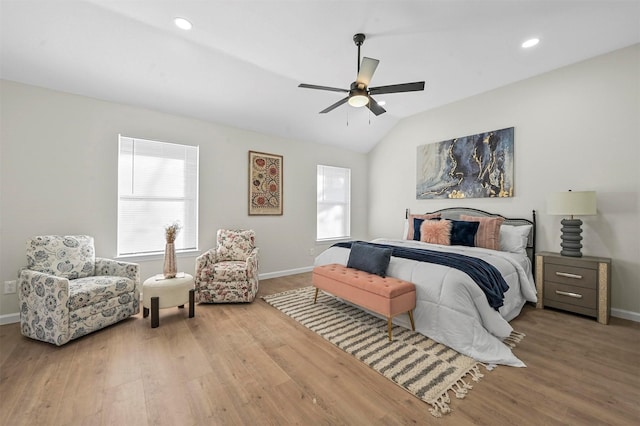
[346, 242, 393, 277]
[449, 220, 480, 247]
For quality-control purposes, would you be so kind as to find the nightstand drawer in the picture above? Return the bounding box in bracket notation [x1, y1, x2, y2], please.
[544, 281, 596, 309]
[544, 263, 596, 289]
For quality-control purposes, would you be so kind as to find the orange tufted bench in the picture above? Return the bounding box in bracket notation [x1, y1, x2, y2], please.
[312, 263, 416, 340]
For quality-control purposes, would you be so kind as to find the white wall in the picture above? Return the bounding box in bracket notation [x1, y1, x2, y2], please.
[0, 80, 369, 318]
[2, 45, 638, 321]
[369, 44, 639, 318]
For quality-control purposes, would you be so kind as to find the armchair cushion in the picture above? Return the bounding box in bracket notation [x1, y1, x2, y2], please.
[67, 275, 137, 311]
[216, 229, 256, 262]
[212, 261, 250, 282]
[26, 235, 95, 279]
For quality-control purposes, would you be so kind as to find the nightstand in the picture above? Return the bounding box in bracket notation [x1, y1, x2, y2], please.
[535, 252, 611, 324]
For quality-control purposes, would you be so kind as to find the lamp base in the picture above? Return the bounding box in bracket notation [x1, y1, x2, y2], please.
[559, 218, 583, 257]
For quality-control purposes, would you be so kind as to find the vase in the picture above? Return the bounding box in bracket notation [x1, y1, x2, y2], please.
[163, 242, 177, 279]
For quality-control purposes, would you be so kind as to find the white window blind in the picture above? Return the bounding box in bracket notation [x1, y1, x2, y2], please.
[117, 135, 199, 256]
[317, 165, 351, 240]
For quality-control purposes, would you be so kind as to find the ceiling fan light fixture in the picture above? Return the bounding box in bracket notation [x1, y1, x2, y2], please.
[348, 92, 369, 108]
[174, 17, 192, 30]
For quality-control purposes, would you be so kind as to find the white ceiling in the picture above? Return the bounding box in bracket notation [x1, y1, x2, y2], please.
[1, 1, 639, 153]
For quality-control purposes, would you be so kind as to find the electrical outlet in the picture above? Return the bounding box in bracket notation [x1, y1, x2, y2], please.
[308, 248, 315, 256]
[4, 280, 17, 294]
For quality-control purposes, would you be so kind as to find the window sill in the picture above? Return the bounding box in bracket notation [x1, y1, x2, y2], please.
[116, 249, 201, 263]
[315, 237, 352, 244]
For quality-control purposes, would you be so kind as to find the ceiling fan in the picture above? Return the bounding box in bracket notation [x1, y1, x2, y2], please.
[298, 33, 425, 116]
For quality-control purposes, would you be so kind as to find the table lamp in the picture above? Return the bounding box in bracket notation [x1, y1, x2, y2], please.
[547, 190, 597, 257]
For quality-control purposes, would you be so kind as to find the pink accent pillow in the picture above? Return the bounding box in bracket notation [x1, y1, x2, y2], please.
[460, 215, 505, 250]
[420, 219, 451, 245]
[406, 213, 441, 240]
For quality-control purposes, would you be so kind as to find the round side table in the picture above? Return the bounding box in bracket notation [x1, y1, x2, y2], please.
[142, 273, 195, 328]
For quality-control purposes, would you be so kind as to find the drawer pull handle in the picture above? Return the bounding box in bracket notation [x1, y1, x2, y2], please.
[555, 272, 583, 279]
[555, 290, 583, 299]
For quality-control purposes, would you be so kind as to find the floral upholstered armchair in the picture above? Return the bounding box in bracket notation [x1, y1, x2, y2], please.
[195, 229, 259, 303]
[18, 235, 140, 346]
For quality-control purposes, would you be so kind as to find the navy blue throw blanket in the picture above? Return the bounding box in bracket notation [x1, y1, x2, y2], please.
[334, 241, 509, 310]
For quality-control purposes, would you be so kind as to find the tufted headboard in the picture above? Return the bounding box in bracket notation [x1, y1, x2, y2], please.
[407, 207, 537, 268]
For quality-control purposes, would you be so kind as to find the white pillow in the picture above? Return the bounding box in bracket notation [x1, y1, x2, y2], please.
[499, 224, 532, 254]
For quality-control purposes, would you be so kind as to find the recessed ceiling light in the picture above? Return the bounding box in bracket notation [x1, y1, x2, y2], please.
[522, 38, 539, 48]
[377, 100, 386, 106]
[174, 17, 192, 31]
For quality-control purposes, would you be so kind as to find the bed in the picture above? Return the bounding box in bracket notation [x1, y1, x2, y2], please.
[314, 207, 537, 367]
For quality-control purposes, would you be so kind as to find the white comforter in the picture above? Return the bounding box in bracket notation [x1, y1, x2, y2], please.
[314, 238, 538, 367]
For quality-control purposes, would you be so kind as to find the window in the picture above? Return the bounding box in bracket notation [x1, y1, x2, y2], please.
[117, 135, 199, 257]
[317, 165, 351, 240]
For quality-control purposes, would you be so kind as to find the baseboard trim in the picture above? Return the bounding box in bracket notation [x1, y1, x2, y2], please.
[3, 283, 636, 325]
[0, 313, 20, 325]
[0, 268, 314, 326]
[611, 308, 640, 323]
[259, 266, 313, 280]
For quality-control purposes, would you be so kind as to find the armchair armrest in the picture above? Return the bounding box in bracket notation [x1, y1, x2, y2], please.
[195, 249, 218, 271]
[18, 269, 71, 345]
[195, 249, 218, 283]
[95, 258, 140, 284]
[246, 248, 259, 279]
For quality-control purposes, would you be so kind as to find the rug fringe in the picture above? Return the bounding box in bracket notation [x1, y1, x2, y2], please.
[503, 331, 526, 348]
[428, 364, 484, 417]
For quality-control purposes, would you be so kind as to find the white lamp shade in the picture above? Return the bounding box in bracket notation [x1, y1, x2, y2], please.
[547, 191, 597, 216]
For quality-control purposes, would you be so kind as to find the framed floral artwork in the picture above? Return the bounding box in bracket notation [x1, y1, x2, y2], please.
[248, 151, 283, 215]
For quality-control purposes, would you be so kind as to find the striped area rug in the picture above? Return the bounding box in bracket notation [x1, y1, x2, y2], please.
[263, 286, 488, 417]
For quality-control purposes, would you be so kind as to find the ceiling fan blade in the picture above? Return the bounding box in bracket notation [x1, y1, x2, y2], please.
[366, 96, 386, 116]
[298, 83, 348, 93]
[356, 57, 379, 87]
[320, 97, 349, 114]
[369, 81, 425, 95]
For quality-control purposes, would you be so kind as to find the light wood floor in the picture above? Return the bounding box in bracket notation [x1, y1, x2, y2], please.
[1, 272, 638, 425]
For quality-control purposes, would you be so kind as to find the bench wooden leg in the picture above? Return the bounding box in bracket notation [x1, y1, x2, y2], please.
[313, 287, 319, 304]
[388, 311, 415, 341]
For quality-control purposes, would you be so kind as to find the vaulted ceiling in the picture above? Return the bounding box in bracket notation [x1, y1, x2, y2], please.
[2, 1, 638, 152]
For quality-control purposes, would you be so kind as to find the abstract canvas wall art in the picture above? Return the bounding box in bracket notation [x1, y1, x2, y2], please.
[416, 127, 514, 199]
[249, 151, 283, 215]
